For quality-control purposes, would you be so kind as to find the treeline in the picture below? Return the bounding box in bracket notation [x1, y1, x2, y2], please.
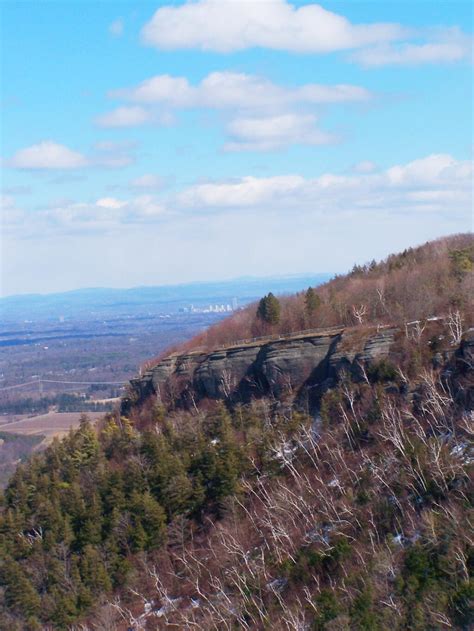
[0, 393, 114, 416]
[165, 233, 473, 354]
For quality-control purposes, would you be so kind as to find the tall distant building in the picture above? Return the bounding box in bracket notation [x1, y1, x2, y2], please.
[232, 297, 238, 311]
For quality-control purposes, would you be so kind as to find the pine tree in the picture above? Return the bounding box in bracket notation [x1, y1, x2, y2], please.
[80, 545, 112, 592]
[2, 558, 41, 618]
[304, 287, 321, 316]
[265, 292, 281, 325]
[257, 292, 281, 325]
[256, 296, 268, 322]
[130, 492, 166, 551]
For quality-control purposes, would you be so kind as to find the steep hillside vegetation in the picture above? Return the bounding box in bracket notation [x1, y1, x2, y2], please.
[0, 234, 472, 630]
[154, 233, 473, 355]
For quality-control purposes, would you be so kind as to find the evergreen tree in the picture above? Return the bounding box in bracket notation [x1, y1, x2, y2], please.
[449, 246, 474, 280]
[265, 292, 281, 325]
[256, 296, 267, 322]
[257, 292, 281, 325]
[1, 559, 41, 618]
[79, 545, 112, 592]
[304, 287, 321, 316]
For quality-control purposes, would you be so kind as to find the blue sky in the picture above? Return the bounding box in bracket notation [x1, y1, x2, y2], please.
[1, 0, 472, 296]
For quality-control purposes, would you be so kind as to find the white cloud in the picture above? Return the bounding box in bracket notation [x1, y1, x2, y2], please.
[96, 197, 128, 209]
[92, 140, 137, 168]
[6, 194, 168, 237]
[95, 106, 154, 128]
[6, 154, 471, 239]
[352, 28, 472, 66]
[385, 154, 468, 186]
[7, 139, 137, 171]
[224, 113, 335, 151]
[112, 71, 371, 109]
[141, 0, 404, 53]
[130, 195, 167, 220]
[105, 71, 370, 148]
[130, 174, 164, 191]
[140, 2, 471, 67]
[353, 160, 377, 174]
[109, 18, 124, 37]
[8, 141, 88, 170]
[112, 74, 194, 106]
[4, 153, 471, 295]
[178, 154, 473, 213]
[178, 175, 305, 208]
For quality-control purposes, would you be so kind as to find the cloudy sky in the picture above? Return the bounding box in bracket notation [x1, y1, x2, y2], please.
[1, 0, 472, 296]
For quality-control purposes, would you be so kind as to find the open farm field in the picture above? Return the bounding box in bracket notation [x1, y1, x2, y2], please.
[0, 411, 105, 439]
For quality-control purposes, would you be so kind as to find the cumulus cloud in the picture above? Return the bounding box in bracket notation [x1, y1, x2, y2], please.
[6, 154, 471, 240]
[91, 140, 137, 168]
[178, 174, 305, 208]
[2, 192, 168, 240]
[130, 174, 164, 191]
[352, 28, 472, 66]
[7, 141, 88, 169]
[95, 106, 154, 128]
[224, 113, 335, 152]
[130, 195, 167, 220]
[385, 154, 468, 186]
[20, 195, 168, 236]
[141, 0, 404, 53]
[6, 140, 137, 171]
[178, 154, 473, 213]
[139, 2, 472, 67]
[104, 71, 369, 149]
[96, 197, 128, 209]
[2, 154, 470, 295]
[111, 71, 371, 109]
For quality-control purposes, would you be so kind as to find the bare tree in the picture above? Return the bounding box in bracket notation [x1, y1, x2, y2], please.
[446, 310, 464, 346]
[352, 304, 367, 324]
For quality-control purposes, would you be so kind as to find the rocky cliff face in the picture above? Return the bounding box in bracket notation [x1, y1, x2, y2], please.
[122, 326, 403, 414]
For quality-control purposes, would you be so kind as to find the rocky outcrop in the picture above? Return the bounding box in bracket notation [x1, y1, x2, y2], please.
[194, 345, 262, 399]
[122, 326, 404, 414]
[328, 327, 398, 381]
[258, 335, 338, 396]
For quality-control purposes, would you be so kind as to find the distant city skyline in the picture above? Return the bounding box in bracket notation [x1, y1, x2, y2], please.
[1, 1, 472, 296]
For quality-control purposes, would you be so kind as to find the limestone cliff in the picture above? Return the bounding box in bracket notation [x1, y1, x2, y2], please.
[122, 325, 403, 414]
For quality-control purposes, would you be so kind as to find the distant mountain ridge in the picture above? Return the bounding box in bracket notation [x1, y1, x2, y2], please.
[0, 274, 332, 322]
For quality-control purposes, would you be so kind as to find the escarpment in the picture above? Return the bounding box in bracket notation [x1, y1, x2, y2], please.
[122, 325, 406, 413]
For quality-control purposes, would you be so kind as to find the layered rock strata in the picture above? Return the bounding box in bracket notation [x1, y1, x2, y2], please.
[122, 327, 403, 413]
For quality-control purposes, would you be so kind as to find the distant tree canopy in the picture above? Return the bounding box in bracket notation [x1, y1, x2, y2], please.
[449, 246, 474, 281]
[257, 292, 281, 325]
[304, 287, 321, 315]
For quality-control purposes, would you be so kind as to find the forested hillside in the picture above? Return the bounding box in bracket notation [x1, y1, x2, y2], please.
[0, 234, 472, 630]
[157, 233, 473, 356]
